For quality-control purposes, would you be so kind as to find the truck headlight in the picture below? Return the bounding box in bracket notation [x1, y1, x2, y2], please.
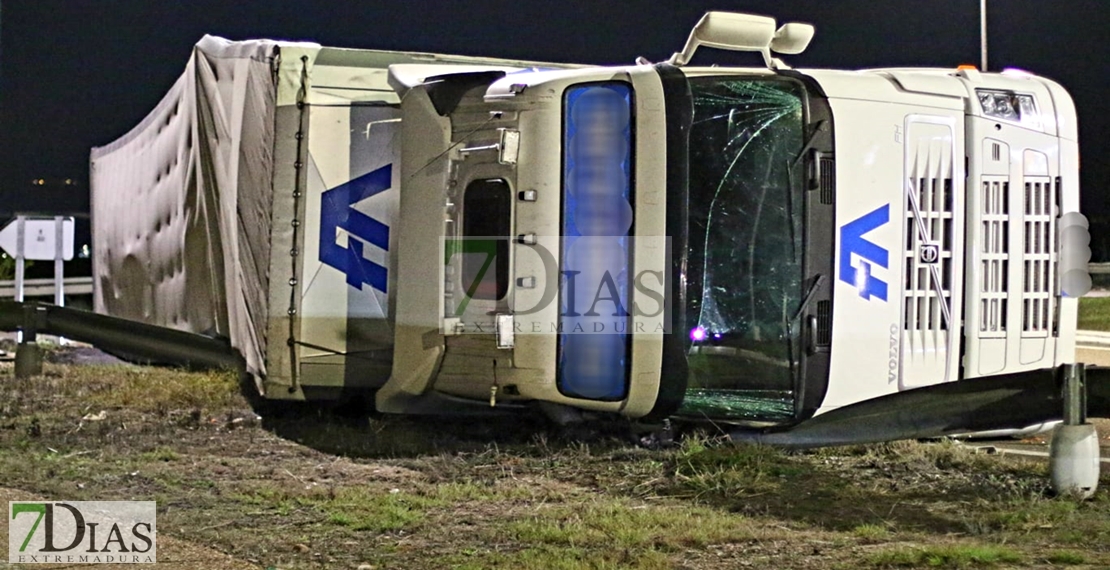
[976, 90, 1041, 129]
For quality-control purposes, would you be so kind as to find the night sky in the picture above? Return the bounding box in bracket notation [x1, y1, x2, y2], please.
[1, 0, 1107, 218]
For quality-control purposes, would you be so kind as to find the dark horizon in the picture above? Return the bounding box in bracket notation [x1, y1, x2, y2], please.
[1, 1, 1107, 220]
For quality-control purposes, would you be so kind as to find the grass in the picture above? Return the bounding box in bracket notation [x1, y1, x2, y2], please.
[439, 498, 761, 569]
[1045, 550, 1087, 565]
[1078, 296, 1110, 331]
[851, 523, 892, 541]
[321, 488, 437, 532]
[156, 469, 452, 561]
[1, 359, 1109, 569]
[138, 446, 182, 462]
[506, 501, 758, 550]
[669, 436, 813, 501]
[3, 363, 242, 415]
[866, 544, 1024, 568]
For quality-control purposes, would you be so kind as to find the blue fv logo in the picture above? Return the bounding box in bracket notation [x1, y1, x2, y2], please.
[839, 205, 889, 302]
[319, 164, 392, 292]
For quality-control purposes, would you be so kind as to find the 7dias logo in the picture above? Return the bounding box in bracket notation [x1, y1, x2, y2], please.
[444, 236, 671, 335]
[9, 501, 156, 564]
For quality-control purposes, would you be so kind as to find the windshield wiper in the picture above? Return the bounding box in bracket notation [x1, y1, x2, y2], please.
[790, 119, 828, 170]
[791, 274, 826, 326]
[784, 273, 824, 404]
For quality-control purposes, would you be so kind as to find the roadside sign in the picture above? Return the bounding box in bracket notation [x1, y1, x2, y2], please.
[0, 217, 75, 261]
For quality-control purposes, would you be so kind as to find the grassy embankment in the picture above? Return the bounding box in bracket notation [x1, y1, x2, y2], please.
[1, 359, 1108, 569]
[1079, 296, 1110, 332]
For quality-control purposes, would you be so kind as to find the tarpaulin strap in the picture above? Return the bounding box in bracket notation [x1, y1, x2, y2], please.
[285, 55, 310, 395]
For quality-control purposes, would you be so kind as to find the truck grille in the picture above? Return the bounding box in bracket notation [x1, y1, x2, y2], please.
[1021, 177, 1056, 335]
[979, 178, 1009, 335]
[898, 115, 959, 385]
[903, 174, 953, 333]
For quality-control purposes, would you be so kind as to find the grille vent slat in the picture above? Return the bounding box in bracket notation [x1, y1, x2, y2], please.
[815, 300, 831, 347]
[819, 157, 835, 205]
[1052, 177, 1062, 336]
[979, 178, 1009, 335]
[1021, 177, 1056, 336]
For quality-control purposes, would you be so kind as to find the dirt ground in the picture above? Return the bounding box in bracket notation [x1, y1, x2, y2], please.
[1, 350, 1109, 569]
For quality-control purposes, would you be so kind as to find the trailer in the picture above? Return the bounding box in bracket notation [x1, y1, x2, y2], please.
[79, 13, 1105, 482]
[88, 36, 574, 402]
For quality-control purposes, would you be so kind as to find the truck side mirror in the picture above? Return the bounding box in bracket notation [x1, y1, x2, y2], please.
[669, 12, 777, 67]
[770, 23, 815, 55]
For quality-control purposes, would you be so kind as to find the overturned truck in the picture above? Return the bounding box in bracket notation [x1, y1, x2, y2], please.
[82, 13, 1107, 452]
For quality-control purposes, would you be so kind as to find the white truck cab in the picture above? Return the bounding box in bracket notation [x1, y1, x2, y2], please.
[369, 12, 1086, 427]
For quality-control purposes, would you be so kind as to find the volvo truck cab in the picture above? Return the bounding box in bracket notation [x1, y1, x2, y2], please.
[370, 12, 1087, 434]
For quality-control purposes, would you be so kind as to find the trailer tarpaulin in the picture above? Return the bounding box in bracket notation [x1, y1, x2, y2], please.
[91, 36, 313, 378]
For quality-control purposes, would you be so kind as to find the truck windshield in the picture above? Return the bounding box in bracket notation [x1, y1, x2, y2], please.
[679, 75, 807, 423]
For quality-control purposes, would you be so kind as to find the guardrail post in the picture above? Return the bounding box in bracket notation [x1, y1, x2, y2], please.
[14, 304, 43, 378]
[1050, 363, 1099, 499]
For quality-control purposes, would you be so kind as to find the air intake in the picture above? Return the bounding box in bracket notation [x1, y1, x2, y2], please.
[979, 178, 1009, 335]
[819, 155, 835, 205]
[815, 300, 831, 348]
[1021, 177, 1056, 335]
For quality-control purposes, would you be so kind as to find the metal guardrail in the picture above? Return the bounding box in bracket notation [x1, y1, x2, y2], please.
[0, 276, 93, 297]
[0, 301, 243, 372]
[1076, 330, 1110, 348]
[1089, 263, 1110, 275]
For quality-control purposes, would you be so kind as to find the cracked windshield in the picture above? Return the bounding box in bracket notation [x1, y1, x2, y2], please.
[679, 76, 807, 423]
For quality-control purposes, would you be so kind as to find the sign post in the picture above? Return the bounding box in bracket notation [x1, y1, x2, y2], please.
[0, 215, 76, 344]
[14, 216, 25, 304]
[15, 216, 25, 343]
[54, 216, 65, 308]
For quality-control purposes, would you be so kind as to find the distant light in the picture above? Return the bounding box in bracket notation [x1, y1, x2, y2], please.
[65, 178, 74, 185]
[690, 327, 707, 342]
[713, 333, 721, 339]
